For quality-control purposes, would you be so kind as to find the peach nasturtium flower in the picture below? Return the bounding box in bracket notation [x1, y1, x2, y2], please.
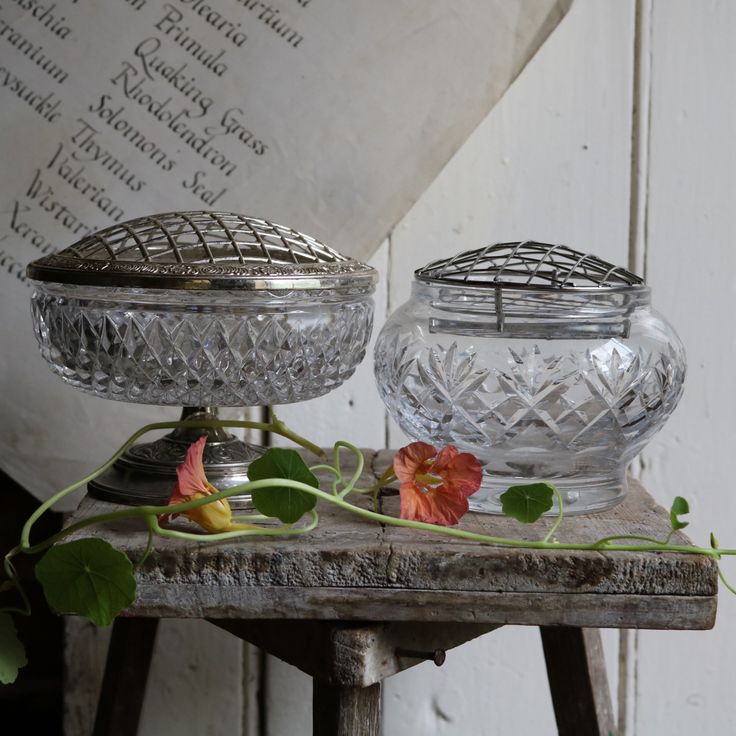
[160, 436, 254, 533]
[393, 441, 482, 526]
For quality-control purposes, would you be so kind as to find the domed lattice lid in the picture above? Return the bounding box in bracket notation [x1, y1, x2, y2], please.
[27, 211, 377, 291]
[415, 241, 644, 290]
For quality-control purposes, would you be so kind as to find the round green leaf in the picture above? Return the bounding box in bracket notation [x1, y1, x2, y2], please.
[669, 496, 690, 531]
[0, 613, 27, 684]
[500, 482, 555, 523]
[248, 448, 318, 524]
[35, 538, 136, 627]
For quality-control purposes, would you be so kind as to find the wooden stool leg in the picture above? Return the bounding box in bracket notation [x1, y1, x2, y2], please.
[540, 626, 615, 736]
[313, 680, 381, 736]
[92, 617, 159, 736]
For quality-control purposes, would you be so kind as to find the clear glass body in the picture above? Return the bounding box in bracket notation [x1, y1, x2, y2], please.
[31, 282, 374, 406]
[374, 281, 686, 514]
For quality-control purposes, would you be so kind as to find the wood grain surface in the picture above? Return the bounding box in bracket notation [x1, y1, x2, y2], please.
[65, 448, 717, 630]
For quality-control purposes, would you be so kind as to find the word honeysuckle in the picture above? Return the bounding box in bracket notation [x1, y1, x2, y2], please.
[2, 415, 736, 685]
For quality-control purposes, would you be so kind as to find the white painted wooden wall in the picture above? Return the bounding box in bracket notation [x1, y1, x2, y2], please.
[73, 1, 736, 733]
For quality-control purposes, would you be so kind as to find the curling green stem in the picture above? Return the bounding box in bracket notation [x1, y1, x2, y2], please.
[148, 510, 319, 542]
[267, 409, 323, 457]
[19, 414, 322, 550]
[335, 442, 364, 498]
[310, 461, 344, 496]
[542, 485, 565, 543]
[17, 488, 323, 558]
[592, 534, 670, 548]
[162, 471, 733, 558]
[309, 464, 341, 477]
[20, 470, 734, 562]
[363, 465, 397, 509]
[718, 566, 736, 595]
[135, 525, 155, 569]
[1, 551, 31, 616]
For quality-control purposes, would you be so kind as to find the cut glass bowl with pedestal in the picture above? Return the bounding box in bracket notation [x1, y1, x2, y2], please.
[27, 211, 377, 505]
[374, 242, 686, 514]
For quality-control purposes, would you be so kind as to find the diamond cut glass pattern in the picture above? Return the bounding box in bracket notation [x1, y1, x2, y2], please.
[32, 285, 374, 406]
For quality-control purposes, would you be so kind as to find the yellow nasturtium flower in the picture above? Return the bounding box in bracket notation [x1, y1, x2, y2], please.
[159, 436, 254, 532]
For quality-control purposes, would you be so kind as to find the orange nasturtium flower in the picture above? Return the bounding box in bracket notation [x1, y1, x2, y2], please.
[393, 441, 482, 526]
[159, 436, 254, 533]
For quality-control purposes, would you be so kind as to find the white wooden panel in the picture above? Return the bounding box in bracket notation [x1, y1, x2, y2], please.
[384, 628, 551, 736]
[636, 1, 736, 733]
[138, 620, 243, 736]
[265, 658, 313, 736]
[383, 1, 634, 731]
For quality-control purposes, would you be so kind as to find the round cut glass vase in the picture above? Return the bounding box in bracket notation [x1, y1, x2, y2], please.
[374, 252, 686, 515]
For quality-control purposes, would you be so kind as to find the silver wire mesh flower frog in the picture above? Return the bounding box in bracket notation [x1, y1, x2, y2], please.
[374, 241, 685, 514]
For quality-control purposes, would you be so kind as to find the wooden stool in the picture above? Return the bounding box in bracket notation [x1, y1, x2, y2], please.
[66, 450, 716, 735]
[92, 618, 616, 736]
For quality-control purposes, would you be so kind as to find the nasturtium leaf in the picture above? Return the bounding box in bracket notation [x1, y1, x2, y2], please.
[500, 482, 555, 523]
[0, 613, 27, 684]
[35, 538, 136, 627]
[248, 448, 318, 524]
[669, 496, 690, 532]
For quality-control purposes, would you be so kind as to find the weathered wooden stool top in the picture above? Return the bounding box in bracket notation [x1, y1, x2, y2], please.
[67, 449, 718, 630]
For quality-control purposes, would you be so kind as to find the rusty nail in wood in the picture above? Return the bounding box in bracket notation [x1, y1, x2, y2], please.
[395, 648, 446, 666]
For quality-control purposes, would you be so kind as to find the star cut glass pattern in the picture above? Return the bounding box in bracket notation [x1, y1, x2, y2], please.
[375, 242, 686, 514]
[376, 328, 685, 514]
[378, 337, 682, 451]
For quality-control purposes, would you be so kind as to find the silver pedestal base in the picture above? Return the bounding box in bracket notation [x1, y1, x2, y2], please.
[88, 407, 264, 506]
